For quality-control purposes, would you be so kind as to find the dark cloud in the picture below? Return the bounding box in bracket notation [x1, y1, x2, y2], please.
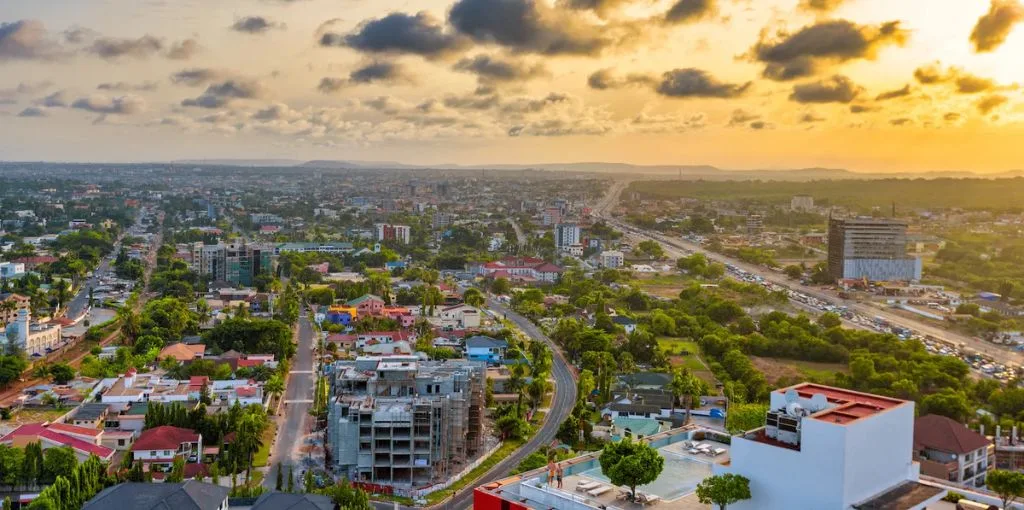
[17, 106, 47, 117]
[326, 12, 468, 58]
[71, 94, 146, 114]
[507, 119, 611, 137]
[0, 81, 53, 98]
[0, 20, 67, 61]
[728, 109, 760, 126]
[98, 81, 159, 92]
[798, 0, 847, 12]
[970, 0, 1024, 53]
[181, 79, 264, 108]
[664, 0, 717, 25]
[441, 92, 501, 110]
[452, 54, 547, 82]
[956, 73, 996, 93]
[448, 0, 635, 56]
[252, 104, 291, 120]
[890, 117, 911, 126]
[36, 91, 68, 108]
[943, 112, 962, 121]
[749, 120, 771, 130]
[559, 0, 638, 18]
[317, 78, 346, 94]
[166, 39, 199, 60]
[977, 93, 1008, 114]
[350, 61, 413, 84]
[752, 20, 908, 81]
[362, 96, 402, 114]
[231, 16, 284, 34]
[913, 63, 945, 84]
[789, 75, 862, 103]
[849, 104, 879, 113]
[912, 64, 999, 94]
[655, 68, 750, 98]
[500, 92, 571, 114]
[171, 68, 227, 86]
[799, 112, 825, 123]
[88, 35, 162, 60]
[875, 84, 911, 101]
[62, 25, 98, 44]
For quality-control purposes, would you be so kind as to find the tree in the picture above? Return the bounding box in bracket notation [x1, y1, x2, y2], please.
[920, 389, 971, 422]
[725, 403, 768, 434]
[462, 287, 485, 308]
[287, 465, 295, 493]
[326, 479, 372, 509]
[303, 468, 314, 493]
[48, 363, 75, 385]
[670, 368, 701, 423]
[41, 447, 76, 484]
[696, 474, 752, 510]
[490, 277, 511, 296]
[275, 463, 283, 490]
[599, 438, 664, 501]
[987, 469, 1024, 509]
[816, 312, 842, 329]
[783, 264, 803, 280]
[167, 457, 185, 483]
[265, 375, 285, 403]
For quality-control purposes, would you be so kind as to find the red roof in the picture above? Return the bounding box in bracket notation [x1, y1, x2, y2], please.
[533, 263, 564, 273]
[0, 423, 114, 459]
[236, 386, 258, 397]
[46, 422, 102, 438]
[184, 463, 209, 478]
[132, 426, 200, 452]
[914, 414, 990, 454]
[189, 376, 211, 388]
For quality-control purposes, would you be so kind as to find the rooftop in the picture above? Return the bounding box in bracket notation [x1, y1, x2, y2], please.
[83, 481, 228, 510]
[0, 422, 114, 459]
[132, 425, 200, 451]
[914, 414, 990, 454]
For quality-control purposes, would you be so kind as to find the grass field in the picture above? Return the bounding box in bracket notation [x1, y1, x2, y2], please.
[750, 356, 848, 384]
[252, 421, 277, 468]
[629, 274, 694, 298]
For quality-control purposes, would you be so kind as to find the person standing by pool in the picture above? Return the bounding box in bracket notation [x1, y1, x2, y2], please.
[556, 464, 564, 489]
[547, 460, 556, 487]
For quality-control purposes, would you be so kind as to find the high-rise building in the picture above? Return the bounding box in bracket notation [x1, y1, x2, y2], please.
[746, 214, 764, 237]
[791, 194, 815, 211]
[326, 357, 485, 487]
[190, 241, 274, 286]
[554, 223, 580, 249]
[827, 217, 921, 282]
[375, 224, 411, 244]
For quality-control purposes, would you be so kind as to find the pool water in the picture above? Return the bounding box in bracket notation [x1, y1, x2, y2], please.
[580, 452, 711, 501]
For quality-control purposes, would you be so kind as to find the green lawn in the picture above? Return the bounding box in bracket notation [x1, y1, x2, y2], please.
[252, 421, 277, 468]
[656, 337, 700, 355]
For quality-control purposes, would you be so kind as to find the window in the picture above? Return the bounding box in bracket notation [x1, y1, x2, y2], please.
[118, 439, 125, 446]
[164, 450, 171, 456]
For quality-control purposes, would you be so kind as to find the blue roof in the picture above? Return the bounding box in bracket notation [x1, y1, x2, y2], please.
[465, 336, 507, 349]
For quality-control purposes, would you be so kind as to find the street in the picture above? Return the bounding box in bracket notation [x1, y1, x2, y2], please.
[264, 313, 317, 489]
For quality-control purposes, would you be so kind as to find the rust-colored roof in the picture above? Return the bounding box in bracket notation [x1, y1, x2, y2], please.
[914, 414, 990, 454]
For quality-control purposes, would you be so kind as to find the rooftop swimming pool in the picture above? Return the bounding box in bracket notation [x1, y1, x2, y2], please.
[579, 451, 712, 501]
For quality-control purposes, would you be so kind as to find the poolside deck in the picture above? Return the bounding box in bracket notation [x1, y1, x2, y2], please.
[556, 474, 710, 510]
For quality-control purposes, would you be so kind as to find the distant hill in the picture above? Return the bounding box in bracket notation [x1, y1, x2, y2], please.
[173, 159, 304, 167]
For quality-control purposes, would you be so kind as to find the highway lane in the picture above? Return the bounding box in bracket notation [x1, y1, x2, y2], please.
[264, 313, 316, 489]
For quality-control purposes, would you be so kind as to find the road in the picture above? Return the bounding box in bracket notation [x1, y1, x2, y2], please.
[510, 219, 528, 249]
[596, 180, 1024, 368]
[264, 313, 316, 489]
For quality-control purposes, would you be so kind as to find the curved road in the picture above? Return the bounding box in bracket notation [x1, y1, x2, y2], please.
[372, 301, 577, 510]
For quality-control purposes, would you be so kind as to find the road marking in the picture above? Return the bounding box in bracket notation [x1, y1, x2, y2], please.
[289, 370, 314, 374]
[284, 399, 314, 404]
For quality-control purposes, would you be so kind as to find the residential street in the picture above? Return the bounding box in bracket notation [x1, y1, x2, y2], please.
[263, 312, 317, 489]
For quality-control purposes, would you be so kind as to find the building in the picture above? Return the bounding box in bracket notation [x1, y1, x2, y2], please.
[611, 315, 637, 334]
[439, 304, 481, 329]
[554, 223, 581, 249]
[791, 194, 815, 211]
[472, 257, 564, 284]
[375, 224, 411, 244]
[250, 212, 283, 225]
[0, 293, 30, 324]
[249, 493, 333, 510]
[326, 357, 485, 487]
[541, 208, 561, 226]
[99, 369, 191, 411]
[131, 425, 202, 471]
[827, 217, 922, 282]
[159, 343, 207, 363]
[0, 262, 25, 279]
[83, 481, 229, 510]
[600, 250, 624, 269]
[432, 212, 454, 230]
[914, 414, 992, 488]
[465, 336, 507, 363]
[70, 402, 111, 429]
[1, 422, 115, 462]
[190, 241, 275, 286]
[347, 294, 386, 317]
[0, 309, 62, 355]
[276, 242, 354, 255]
[746, 213, 764, 238]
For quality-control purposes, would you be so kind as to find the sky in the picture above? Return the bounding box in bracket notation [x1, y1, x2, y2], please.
[2, 0, 1024, 172]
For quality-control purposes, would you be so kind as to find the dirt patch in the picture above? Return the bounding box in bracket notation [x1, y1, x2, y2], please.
[749, 357, 802, 385]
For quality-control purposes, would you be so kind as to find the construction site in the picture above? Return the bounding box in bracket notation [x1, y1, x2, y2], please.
[326, 356, 486, 487]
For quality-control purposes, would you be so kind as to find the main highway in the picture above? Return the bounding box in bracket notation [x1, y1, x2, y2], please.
[596, 180, 1024, 368]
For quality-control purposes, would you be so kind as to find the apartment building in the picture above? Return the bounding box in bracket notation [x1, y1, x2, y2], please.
[554, 223, 581, 249]
[914, 414, 993, 488]
[190, 241, 274, 286]
[600, 250, 624, 268]
[827, 217, 922, 282]
[791, 194, 815, 211]
[375, 224, 411, 244]
[326, 357, 485, 487]
[0, 262, 25, 279]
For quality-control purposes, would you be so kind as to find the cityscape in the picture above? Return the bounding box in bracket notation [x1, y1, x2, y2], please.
[5, 1, 1024, 510]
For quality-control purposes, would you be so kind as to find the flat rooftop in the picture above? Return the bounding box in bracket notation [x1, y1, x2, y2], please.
[777, 382, 908, 425]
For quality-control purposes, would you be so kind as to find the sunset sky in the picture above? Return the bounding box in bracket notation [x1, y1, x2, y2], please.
[2, 0, 1024, 172]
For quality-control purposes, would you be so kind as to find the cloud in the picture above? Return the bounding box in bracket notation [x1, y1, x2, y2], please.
[166, 39, 199, 60]
[71, 94, 146, 114]
[448, 0, 638, 56]
[943, 112, 962, 122]
[500, 92, 572, 114]
[955, 73, 996, 94]
[664, 0, 717, 25]
[171, 68, 227, 86]
[655, 68, 750, 98]
[751, 20, 908, 81]
[799, 0, 847, 12]
[325, 12, 468, 59]
[875, 84, 911, 101]
[890, 117, 912, 126]
[970, 0, 1024, 53]
[453, 54, 547, 83]
[317, 78, 347, 94]
[0, 81, 53, 98]
[629, 111, 707, 133]
[98, 81, 160, 92]
[728, 109, 760, 126]
[849, 104, 879, 113]
[749, 120, 771, 130]
[789, 75, 862, 103]
[36, 91, 68, 108]
[799, 112, 826, 123]
[17, 106, 47, 117]
[350, 60, 414, 84]
[88, 34, 162, 60]
[977, 93, 1009, 114]
[231, 16, 284, 34]
[912, 63, 1000, 93]
[913, 63, 945, 84]
[507, 118, 612, 136]
[442, 93, 501, 110]
[181, 79, 264, 108]
[0, 20, 68, 61]
[559, 0, 639, 18]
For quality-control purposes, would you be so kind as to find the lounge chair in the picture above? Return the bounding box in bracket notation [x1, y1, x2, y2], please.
[576, 481, 601, 492]
[713, 447, 727, 456]
[588, 485, 612, 497]
[688, 448, 700, 455]
[643, 494, 662, 505]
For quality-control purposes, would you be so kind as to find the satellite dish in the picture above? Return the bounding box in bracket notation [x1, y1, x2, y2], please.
[785, 389, 799, 404]
[810, 393, 829, 411]
[786, 403, 805, 417]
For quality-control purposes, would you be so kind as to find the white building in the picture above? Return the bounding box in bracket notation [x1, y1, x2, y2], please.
[554, 223, 581, 249]
[0, 262, 26, 279]
[600, 251, 624, 268]
[0, 309, 61, 355]
[375, 224, 412, 244]
[439, 304, 481, 329]
[250, 212, 283, 225]
[715, 382, 944, 510]
[791, 194, 815, 211]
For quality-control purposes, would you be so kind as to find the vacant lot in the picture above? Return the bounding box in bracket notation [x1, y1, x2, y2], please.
[750, 356, 848, 385]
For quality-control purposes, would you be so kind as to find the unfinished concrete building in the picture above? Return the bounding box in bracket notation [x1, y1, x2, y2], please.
[326, 356, 485, 487]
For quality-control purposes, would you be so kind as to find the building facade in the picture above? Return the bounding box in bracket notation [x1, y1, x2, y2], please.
[554, 223, 581, 249]
[599, 251, 624, 268]
[827, 217, 922, 282]
[190, 241, 274, 286]
[375, 224, 411, 244]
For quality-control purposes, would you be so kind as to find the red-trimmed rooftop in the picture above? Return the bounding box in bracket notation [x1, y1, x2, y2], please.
[775, 382, 908, 425]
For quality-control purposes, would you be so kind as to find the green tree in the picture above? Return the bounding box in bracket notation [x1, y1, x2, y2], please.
[325, 479, 371, 509]
[696, 474, 752, 510]
[599, 438, 664, 501]
[920, 389, 971, 422]
[167, 457, 185, 483]
[48, 363, 75, 385]
[783, 264, 803, 279]
[725, 403, 768, 434]
[987, 469, 1024, 509]
[287, 465, 295, 493]
[41, 446, 76, 484]
[275, 463, 283, 491]
[462, 287, 485, 308]
[490, 277, 511, 295]
[816, 312, 842, 329]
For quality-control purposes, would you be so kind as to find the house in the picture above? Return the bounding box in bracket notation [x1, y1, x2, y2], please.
[465, 336, 508, 363]
[250, 492, 333, 510]
[326, 305, 358, 325]
[0, 422, 115, 462]
[159, 343, 206, 363]
[440, 304, 481, 329]
[347, 294, 386, 316]
[914, 414, 993, 488]
[472, 257, 563, 284]
[99, 369, 190, 411]
[70, 402, 111, 429]
[611, 315, 637, 334]
[356, 331, 415, 349]
[131, 425, 202, 471]
[83, 481, 229, 510]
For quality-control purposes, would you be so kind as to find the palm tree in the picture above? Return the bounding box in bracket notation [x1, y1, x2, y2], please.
[670, 368, 699, 424]
[265, 375, 285, 405]
[117, 306, 140, 345]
